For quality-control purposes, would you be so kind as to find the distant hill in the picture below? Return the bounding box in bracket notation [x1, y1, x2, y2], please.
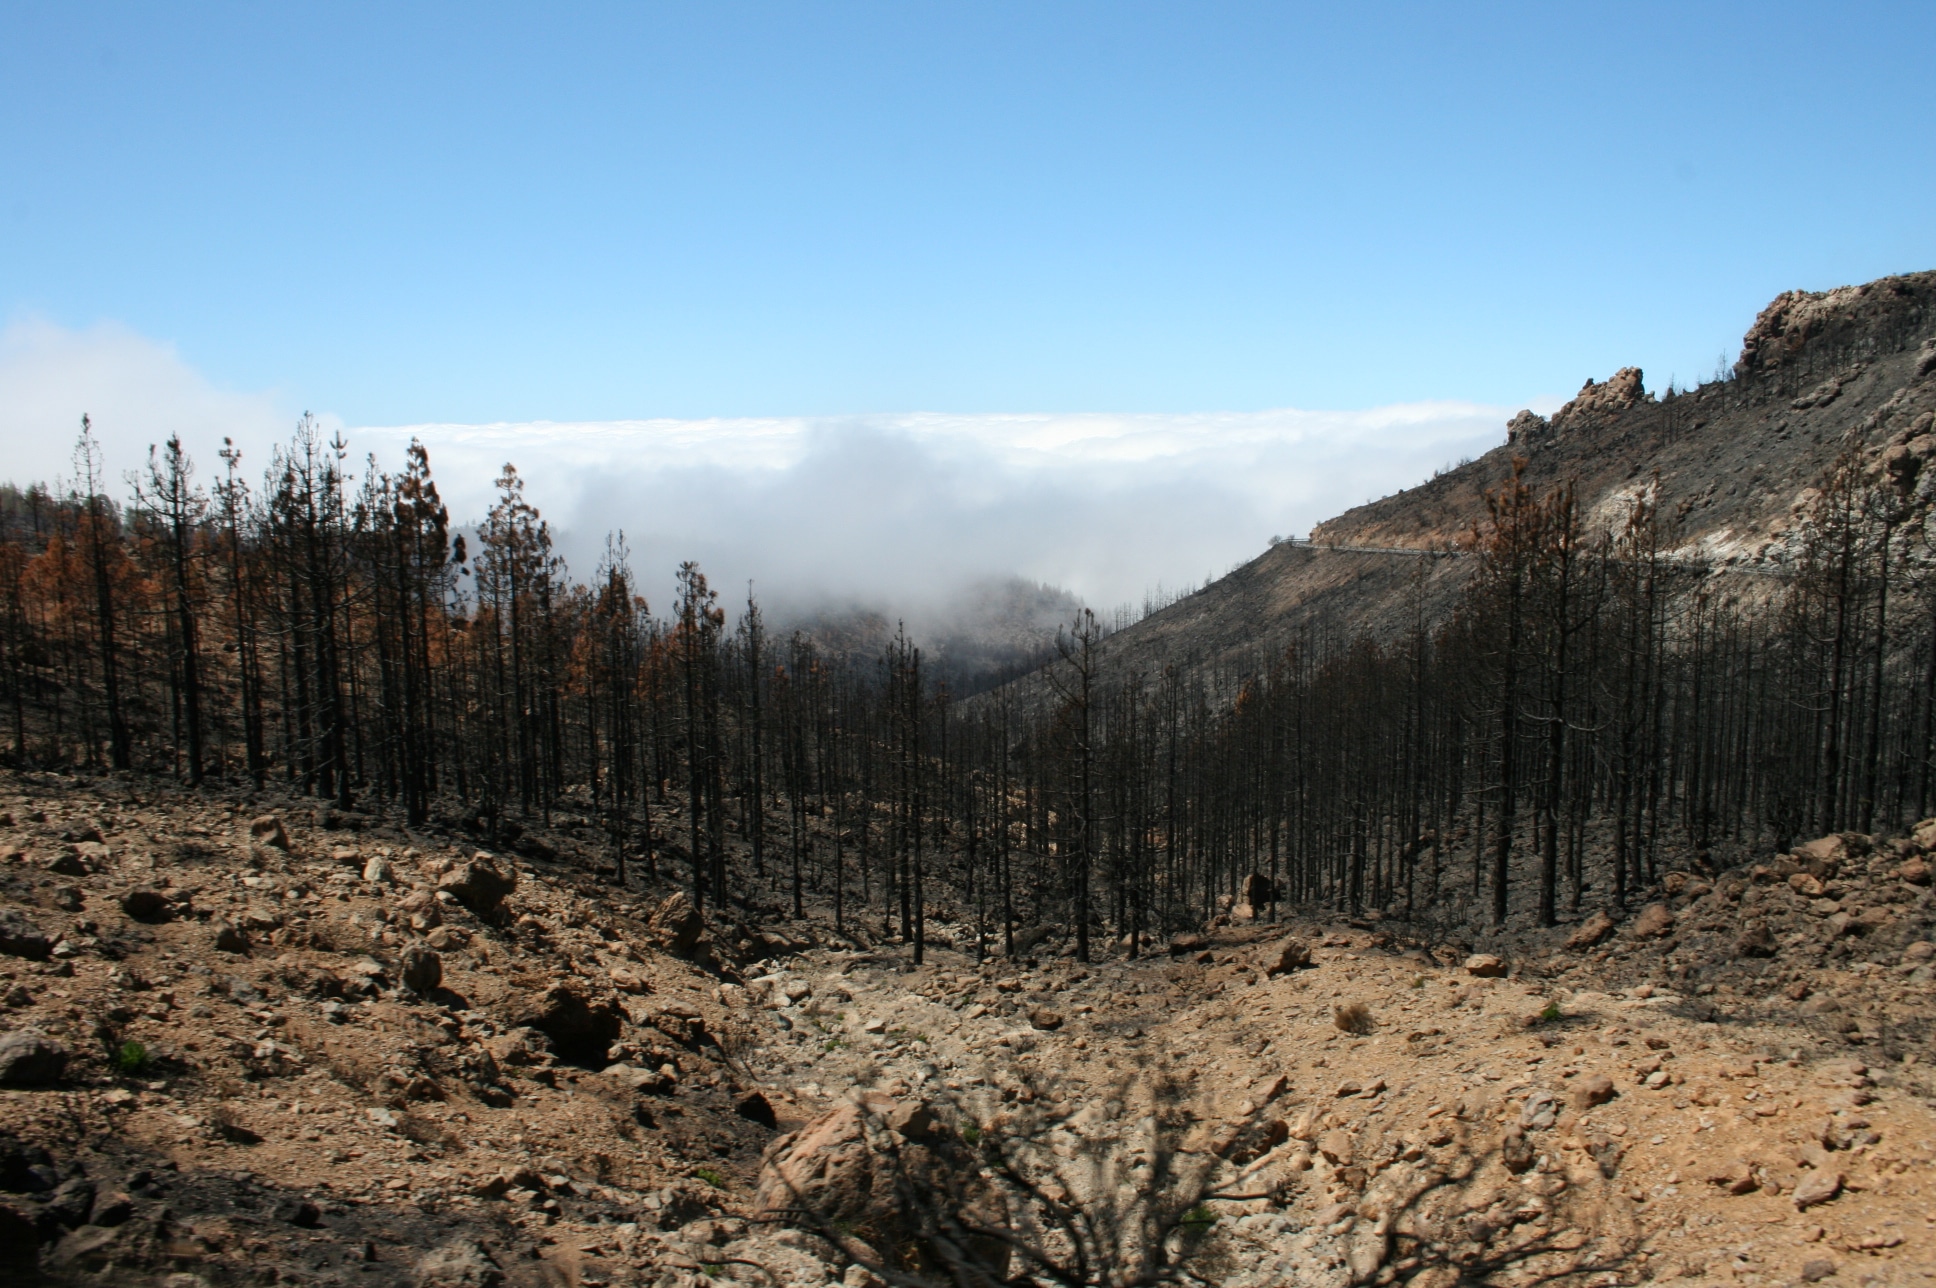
[781, 575, 1084, 696]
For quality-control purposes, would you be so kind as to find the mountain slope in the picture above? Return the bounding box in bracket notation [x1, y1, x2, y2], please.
[1068, 269, 1936, 686]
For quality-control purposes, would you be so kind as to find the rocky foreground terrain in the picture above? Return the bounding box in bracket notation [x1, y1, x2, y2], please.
[3, 769, 1935, 1288]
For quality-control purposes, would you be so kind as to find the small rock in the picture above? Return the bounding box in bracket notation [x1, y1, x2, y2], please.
[1028, 1007, 1064, 1031]
[437, 853, 517, 917]
[1798, 1258, 1837, 1283]
[0, 909, 52, 961]
[213, 921, 250, 954]
[1464, 954, 1506, 978]
[1631, 903, 1675, 937]
[119, 889, 173, 924]
[401, 947, 443, 996]
[1897, 858, 1931, 887]
[416, 1239, 505, 1288]
[1734, 922, 1777, 957]
[1251, 1073, 1290, 1105]
[880, 1097, 934, 1138]
[1793, 835, 1848, 866]
[398, 889, 443, 931]
[1168, 933, 1207, 956]
[249, 815, 290, 850]
[862, 1017, 887, 1034]
[1500, 1128, 1535, 1173]
[0, 1030, 69, 1085]
[1317, 1129, 1353, 1165]
[1791, 1169, 1843, 1210]
[88, 1190, 133, 1227]
[1565, 911, 1616, 950]
[1704, 1159, 1757, 1194]
[1572, 1073, 1615, 1108]
[362, 856, 393, 884]
[49, 1223, 122, 1270]
[275, 1198, 322, 1228]
[43, 852, 88, 877]
[43, 1176, 95, 1226]
[735, 1091, 777, 1129]
[1263, 939, 1312, 974]
[1519, 1089, 1558, 1130]
[1902, 940, 1934, 964]
[425, 925, 469, 951]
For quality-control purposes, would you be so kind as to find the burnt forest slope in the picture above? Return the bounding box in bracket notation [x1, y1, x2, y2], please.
[5, 770, 1936, 1287]
[1054, 269, 1936, 688]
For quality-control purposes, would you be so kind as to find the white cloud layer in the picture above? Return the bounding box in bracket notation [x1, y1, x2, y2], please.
[1, 317, 1542, 616]
[0, 317, 297, 487]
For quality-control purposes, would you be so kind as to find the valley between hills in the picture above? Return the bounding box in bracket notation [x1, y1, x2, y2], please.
[4, 270, 1936, 1287]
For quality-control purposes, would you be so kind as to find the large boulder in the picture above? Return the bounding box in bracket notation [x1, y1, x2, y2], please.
[0, 1031, 69, 1086]
[754, 1097, 1002, 1275]
[756, 1101, 894, 1256]
[648, 891, 704, 955]
[438, 853, 517, 917]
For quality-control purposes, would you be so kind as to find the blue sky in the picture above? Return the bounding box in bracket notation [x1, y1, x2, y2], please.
[2, 3, 1932, 612]
[6, 2, 1931, 423]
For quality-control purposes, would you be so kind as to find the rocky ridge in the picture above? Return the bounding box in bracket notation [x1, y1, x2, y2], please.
[1060, 270, 1936, 686]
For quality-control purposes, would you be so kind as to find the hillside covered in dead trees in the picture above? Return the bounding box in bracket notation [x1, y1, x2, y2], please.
[5, 274, 1936, 948]
[3, 272, 1936, 1288]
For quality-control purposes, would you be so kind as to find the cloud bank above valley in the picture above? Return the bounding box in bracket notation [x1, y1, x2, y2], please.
[1, 318, 1550, 619]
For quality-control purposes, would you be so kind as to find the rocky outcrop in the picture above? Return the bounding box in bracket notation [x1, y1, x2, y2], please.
[1736, 271, 1936, 388]
[1549, 366, 1649, 435]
